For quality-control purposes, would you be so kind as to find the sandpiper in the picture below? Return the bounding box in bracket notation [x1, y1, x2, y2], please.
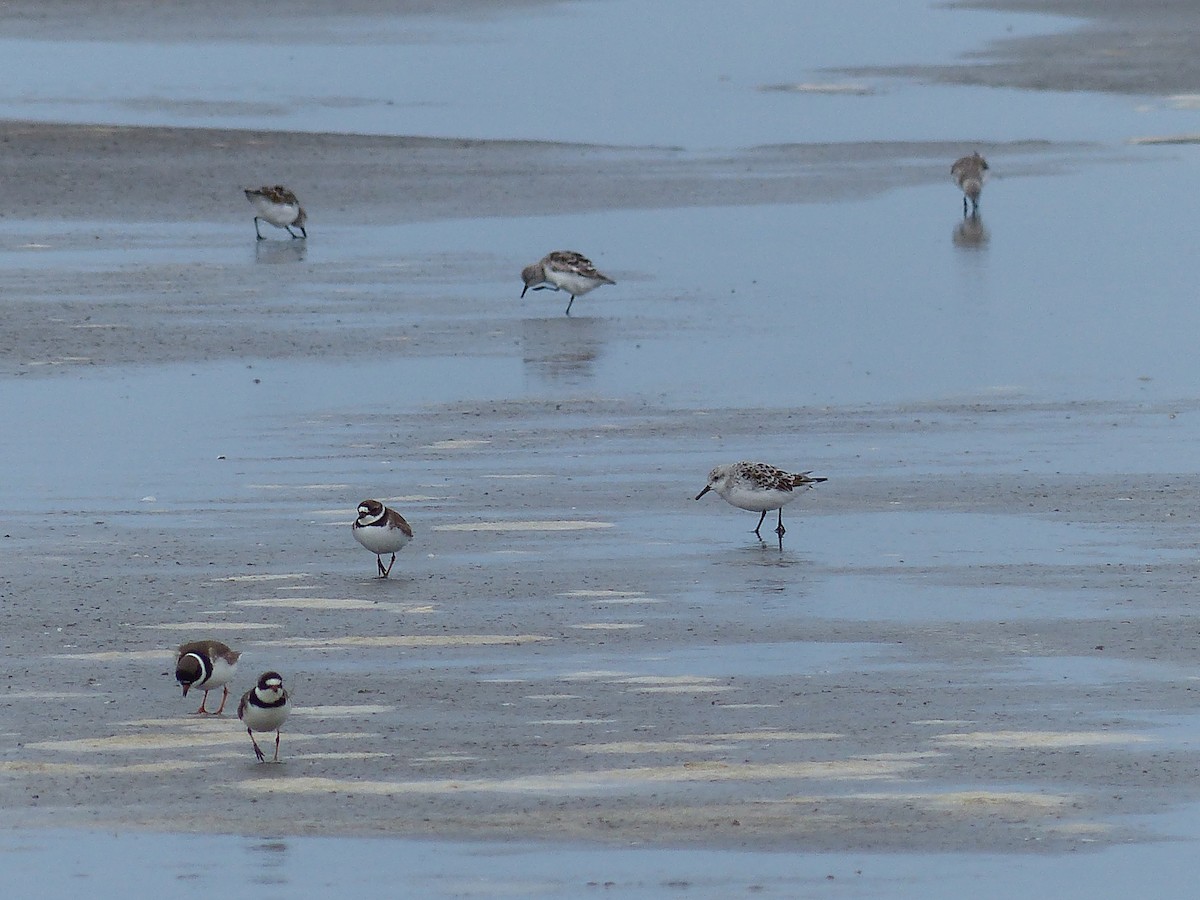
[696, 462, 827, 545]
[520, 251, 615, 315]
[244, 185, 307, 240]
[951, 152, 988, 216]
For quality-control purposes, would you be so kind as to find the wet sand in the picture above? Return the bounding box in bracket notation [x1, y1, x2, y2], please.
[848, 0, 1200, 96]
[3, 0, 1200, 890]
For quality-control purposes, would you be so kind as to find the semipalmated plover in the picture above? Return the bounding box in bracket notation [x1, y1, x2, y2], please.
[352, 499, 413, 578]
[175, 639, 241, 715]
[237, 671, 291, 763]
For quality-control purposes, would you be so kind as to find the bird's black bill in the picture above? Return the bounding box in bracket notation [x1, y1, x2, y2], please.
[694, 486, 712, 500]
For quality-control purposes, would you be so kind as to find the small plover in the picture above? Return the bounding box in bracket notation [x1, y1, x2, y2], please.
[951, 152, 988, 216]
[696, 462, 827, 544]
[520, 251, 615, 315]
[352, 499, 413, 578]
[244, 185, 307, 240]
[237, 671, 291, 763]
[175, 639, 241, 715]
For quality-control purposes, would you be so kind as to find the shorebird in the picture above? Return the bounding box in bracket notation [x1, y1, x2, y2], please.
[696, 462, 827, 545]
[520, 251, 615, 315]
[244, 185, 307, 240]
[951, 152, 988, 216]
[237, 671, 291, 763]
[352, 499, 413, 578]
[174, 639, 240, 715]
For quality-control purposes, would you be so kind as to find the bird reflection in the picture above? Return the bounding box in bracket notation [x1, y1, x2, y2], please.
[952, 214, 989, 249]
[254, 239, 308, 264]
[521, 315, 603, 384]
[247, 839, 290, 886]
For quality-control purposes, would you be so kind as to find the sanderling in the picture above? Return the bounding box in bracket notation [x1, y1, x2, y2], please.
[695, 462, 827, 544]
[352, 499, 413, 578]
[244, 185, 307, 240]
[520, 251, 615, 315]
[175, 639, 241, 715]
[951, 152, 988, 216]
[237, 671, 291, 763]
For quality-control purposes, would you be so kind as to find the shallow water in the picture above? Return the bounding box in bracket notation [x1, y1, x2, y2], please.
[5, 0, 1200, 896]
[0, 0, 1107, 147]
[5, 823, 1200, 899]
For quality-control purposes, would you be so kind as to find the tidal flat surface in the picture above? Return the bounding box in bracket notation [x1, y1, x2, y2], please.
[5, 0, 1200, 898]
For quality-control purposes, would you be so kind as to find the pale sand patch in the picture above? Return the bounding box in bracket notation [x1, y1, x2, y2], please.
[235, 757, 921, 797]
[700, 731, 844, 742]
[571, 623, 644, 630]
[136, 622, 281, 631]
[424, 439, 491, 450]
[0, 760, 211, 775]
[434, 520, 614, 532]
[260, 634, 552, 649]
[617, 676, 723, 686]
[935, 730, 1151, 749]
[27, 732, 373, 753]
[759, 81, 875, 95]
[290, 705, 394, 717]
[560, 590, 647, 597]
[4, 691, 105, 700]
[630, 685, 734, 694]
[529, 719, 618, 726]
[562, 670, 634, 680]
[232, 598, 418, 611]
[53, 649, 173, 661]
[289, 752, 393, 760]
[576, 741, 736, 754]
[840, 790, 1072, 813]
[213, 573, 310, 582]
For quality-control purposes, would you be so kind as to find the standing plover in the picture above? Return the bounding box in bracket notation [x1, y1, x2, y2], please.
[520, 251, 615, 315]
[951, 153, 988, 216]
[237, 671, 291, 763]
[696, 462, 827, 544]
[352, 499, 413, 578]
[174, 639, 241, 715]
[244, 185, 307, 240]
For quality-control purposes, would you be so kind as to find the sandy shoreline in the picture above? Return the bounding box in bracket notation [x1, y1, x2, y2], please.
[3, 0, 1200, 880]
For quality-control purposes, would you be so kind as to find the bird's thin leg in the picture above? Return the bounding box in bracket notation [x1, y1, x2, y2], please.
[775, 508, 786, 538]
[565, 295, 575, 315]
[376, 555, 388, 578]
[298, 225, 307, 239]
[248, 729, 266, 762]
[213, 685, 229, 716]
[273, 730, 282, 762]
[754, 510, 768, 539]
[194, 690, 211, 715]
[254, 218, 265, 240]
[383, 553, 397, 577]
